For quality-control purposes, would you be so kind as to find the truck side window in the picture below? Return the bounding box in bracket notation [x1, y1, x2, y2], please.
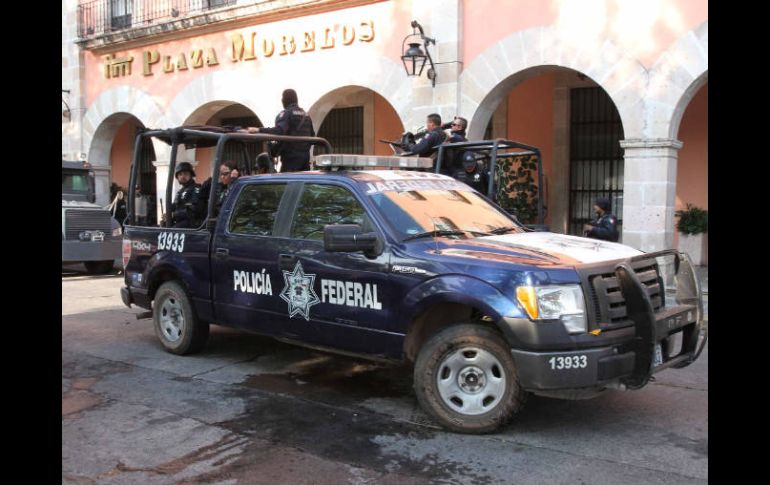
[228, 184, 286, 236]
[290, 184, 368, 241]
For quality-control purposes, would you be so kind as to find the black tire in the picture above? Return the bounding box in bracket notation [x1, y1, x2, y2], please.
[153, 281, 209, 355]
[84, 260, 114, 274]
[414, 324, 527, 434]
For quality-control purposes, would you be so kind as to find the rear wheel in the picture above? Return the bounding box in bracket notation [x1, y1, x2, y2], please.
[84, 260, 114, 274]
[414, 324, 526, 434]
[153, 281, 209, 355]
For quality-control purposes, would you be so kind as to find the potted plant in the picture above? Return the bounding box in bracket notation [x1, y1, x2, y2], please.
[675, 203, 708, 266]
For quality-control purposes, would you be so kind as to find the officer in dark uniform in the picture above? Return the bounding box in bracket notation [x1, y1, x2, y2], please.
[405, 113, 446, 159]
[170, 162, 201, 228]
[584, 196, 619, 242]
[442, 116, 468, 143]
[452, 151, 488, 193]
[440, 116, 469, 175]
[244, 89, 315, 172]
[197, 160, 239, 219]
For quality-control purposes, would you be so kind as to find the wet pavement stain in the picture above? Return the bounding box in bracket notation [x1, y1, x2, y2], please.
[200, 384, 493, 484]
[242, 352, 414, 405]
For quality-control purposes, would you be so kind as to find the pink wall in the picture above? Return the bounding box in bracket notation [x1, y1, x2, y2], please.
[506, 73, 555, 225]
[84, 1, 410, 109]
[373, 92, 405, 156]
[110, 120, 135, 189]
[463, 0, 708, 69]
[674, 83, 708, 247]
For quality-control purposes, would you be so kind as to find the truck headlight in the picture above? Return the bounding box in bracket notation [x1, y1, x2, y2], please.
[516, 285, 587, 334]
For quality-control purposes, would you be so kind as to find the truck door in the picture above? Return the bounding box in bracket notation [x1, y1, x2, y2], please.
[210, 182, 292, 335]
[277, 182, 398, 356]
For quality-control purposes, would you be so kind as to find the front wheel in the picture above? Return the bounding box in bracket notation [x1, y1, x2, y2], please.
[414, 324, 526, 434]
[153, 281, 209, 355]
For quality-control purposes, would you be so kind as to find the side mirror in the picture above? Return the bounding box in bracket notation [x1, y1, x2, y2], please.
[324, 224, 381, 257]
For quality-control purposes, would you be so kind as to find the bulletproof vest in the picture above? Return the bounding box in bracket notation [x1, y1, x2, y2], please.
[276, 106, 314, 160]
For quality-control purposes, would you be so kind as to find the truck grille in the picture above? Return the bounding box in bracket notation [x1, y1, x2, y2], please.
[586, 260, 664, 330]
[64, 209, 112, 240]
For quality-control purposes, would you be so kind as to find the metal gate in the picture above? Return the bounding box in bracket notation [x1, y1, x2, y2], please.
[568, 87, 625, 236]
[318, 107, 364, 154]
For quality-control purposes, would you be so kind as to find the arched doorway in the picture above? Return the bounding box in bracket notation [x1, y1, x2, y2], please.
[472, 67, 625, 236]
[88, 113, 148, 207]
[182, 101, 262, 182]
[674, 80, 708, 264]
[309, 86, 404, 156]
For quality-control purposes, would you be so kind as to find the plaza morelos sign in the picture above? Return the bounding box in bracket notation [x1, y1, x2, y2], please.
[103, 20, 375, 79]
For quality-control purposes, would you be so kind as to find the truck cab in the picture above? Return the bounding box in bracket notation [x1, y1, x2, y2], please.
[62, 160, 122, 274]
[120, 126, 706, 434]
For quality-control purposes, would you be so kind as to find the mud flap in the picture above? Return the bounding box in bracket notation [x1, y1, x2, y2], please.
[614, 263, 656, 390]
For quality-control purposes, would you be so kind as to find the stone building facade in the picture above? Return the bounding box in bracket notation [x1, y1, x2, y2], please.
[62, 0, 708, 254]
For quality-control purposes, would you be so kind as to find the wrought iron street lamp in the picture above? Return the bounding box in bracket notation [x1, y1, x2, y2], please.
[401, 20, 437, 87]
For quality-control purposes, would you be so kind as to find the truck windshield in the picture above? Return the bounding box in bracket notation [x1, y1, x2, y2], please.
[367, 188, 524, 240]
[62, 172, 89, 192]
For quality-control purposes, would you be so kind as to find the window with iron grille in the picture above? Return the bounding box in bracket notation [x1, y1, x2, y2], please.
[110, 0, 132, 30]
[318, 107, 364, 154]
[207, 0, 236, 8]
[568, 87, 625, 236]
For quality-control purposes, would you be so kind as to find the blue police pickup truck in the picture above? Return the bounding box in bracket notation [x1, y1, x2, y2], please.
[121, 127, 706, 434]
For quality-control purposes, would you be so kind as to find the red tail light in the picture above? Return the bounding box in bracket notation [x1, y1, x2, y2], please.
[122, 238, 131, 268]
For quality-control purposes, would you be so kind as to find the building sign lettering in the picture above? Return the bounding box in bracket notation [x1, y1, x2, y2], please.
[103, 19, 375, 79]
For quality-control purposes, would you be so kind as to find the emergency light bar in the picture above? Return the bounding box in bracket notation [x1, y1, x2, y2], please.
[315, 154, 433, 169]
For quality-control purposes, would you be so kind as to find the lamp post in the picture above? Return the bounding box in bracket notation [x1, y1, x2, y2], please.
[401, 20, 437, 87]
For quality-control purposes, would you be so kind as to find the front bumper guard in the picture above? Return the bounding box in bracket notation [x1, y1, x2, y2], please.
[618, 250, 707, 389]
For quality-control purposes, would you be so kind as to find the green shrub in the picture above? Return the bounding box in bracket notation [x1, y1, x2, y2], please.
[675, 203, 708, 235]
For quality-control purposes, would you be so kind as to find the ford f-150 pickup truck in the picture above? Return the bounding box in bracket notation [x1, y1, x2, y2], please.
[120, 127, 706, 433]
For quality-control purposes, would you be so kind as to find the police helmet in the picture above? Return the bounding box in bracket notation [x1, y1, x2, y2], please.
[462, 151, 477, 172]
[174, 162, 196, 178]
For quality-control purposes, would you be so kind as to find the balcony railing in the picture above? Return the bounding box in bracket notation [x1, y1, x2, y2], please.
[77, 0, 241, 38]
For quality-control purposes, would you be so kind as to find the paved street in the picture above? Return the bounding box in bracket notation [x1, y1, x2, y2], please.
[63, 274, 708, 484]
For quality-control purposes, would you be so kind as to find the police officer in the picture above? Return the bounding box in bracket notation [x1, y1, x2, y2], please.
[452, 151, 488, 193]
[405, 113, 446, 159]
[244, 89, 315, 172]
[440, 116, 469, 175]
[584, 196, 619, 242]
[170, 162, 201, 228]
[442, 116, 468, 143]
[198, 160, 239, 219]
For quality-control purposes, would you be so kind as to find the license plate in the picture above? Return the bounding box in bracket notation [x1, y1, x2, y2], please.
[653, 343, 663, 367]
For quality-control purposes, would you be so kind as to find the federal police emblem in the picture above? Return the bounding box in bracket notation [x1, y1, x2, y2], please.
[279, 261, 320, 320]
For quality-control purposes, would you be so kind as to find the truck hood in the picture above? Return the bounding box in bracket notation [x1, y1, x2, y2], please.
[435, 232, 643, 266]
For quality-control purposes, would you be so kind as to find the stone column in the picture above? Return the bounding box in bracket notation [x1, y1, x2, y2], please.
[152, 160, 170, 225]
[92, 166, 112, 207]
[619, 138, 683, 252]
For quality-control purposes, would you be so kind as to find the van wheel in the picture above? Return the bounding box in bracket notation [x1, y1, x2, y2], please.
[153, 281, 209, 355]
[414, 324, 526, 434]
[84, 260, 114, 274]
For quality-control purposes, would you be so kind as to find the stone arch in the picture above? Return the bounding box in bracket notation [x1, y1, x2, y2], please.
[83, 85, 168, 171]
[308, 85, 406, 154]
[460, 26, 648, 140]
[166, 57, 410, 134]
[646, 21, 708, 139]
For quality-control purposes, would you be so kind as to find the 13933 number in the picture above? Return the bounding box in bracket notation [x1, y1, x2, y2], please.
[548, 355, 588, 370]
[158, 232, 186, 253]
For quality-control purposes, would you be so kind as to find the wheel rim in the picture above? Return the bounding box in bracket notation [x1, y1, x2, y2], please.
[436, 346, 506, 416]
[159, 295, 184, 343]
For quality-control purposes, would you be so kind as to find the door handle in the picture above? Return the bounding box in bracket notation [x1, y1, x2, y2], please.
[214, 248, 229, 259]
[279, 253, 297, 270]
